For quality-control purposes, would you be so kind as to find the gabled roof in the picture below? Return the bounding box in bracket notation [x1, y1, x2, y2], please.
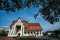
[25, 23, 42, 31]
[10, 17, 42, 31]
[10, 20, 16, 29]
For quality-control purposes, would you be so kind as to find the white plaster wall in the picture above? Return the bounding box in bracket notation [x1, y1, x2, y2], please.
[23, 31, 43, 37]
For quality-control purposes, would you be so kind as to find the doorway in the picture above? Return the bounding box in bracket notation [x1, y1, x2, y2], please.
[16, 25, 21, 32]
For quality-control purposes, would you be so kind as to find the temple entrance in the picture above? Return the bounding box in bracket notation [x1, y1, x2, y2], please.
[16, 25, 21, 33]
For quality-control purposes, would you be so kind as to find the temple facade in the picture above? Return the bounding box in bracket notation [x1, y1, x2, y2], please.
[8, 17, 43, 37]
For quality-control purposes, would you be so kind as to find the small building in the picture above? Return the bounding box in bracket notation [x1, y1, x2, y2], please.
[44, 31, 55, 36]
[4, 28, 9, 31]
[8, 17, 43, 37]
[46, 31, 55, 36]
[0, 27, 4, 33]
[0, 26, 9, 33]
[0, 26, 9, 36]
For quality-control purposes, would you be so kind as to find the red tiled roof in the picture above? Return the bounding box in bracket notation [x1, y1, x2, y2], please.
[10, 17, 42, 31]
[10, 20, 16, 29]
[25, 23, 42, 31]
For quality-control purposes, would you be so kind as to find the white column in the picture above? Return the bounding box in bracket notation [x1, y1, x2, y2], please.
[14, 26, 16, 35]
[23, 27, 24, 35]
[20, 25, 22, 36]
[38, 31, 40, 36]
[21, 26, 23, 36]
[35, 31, 36, 36]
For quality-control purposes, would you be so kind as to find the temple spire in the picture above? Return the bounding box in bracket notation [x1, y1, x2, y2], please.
[18, 17, 21, 20]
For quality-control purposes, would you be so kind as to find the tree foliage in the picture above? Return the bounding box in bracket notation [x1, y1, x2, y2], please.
[0, 0, 60, 24]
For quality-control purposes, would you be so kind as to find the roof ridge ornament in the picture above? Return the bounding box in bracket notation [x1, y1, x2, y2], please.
[18, 17, 21, 19]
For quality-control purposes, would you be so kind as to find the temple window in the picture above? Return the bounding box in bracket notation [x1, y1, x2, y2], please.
[24, 32, 26, 34]
[31, 31, 32, 34]
[28, 32, 29, 34]
[34, 31, 35, 34]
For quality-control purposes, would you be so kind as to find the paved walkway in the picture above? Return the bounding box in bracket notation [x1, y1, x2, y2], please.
[0, 37, 15, 40]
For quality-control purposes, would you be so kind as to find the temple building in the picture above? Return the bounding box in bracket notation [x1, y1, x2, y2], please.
[8, 17, 43, 37]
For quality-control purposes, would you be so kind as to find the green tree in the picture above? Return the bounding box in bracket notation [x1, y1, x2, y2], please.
[0, 0, 60, 24]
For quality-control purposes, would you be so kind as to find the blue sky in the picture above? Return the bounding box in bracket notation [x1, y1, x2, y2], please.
[0, 6, 60, 32]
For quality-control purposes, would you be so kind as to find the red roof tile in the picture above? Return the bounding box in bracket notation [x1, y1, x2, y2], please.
[25, 23, 42, 31]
